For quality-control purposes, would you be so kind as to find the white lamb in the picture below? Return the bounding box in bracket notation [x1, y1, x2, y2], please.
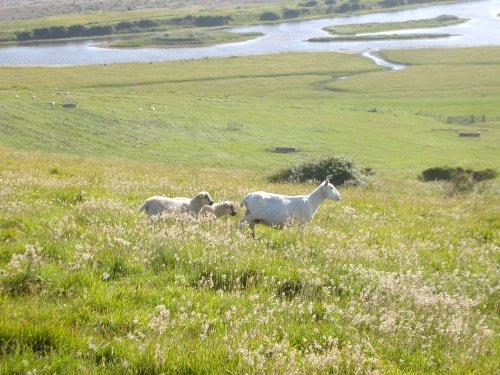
[139, 192, 214, 219]
[238, 179, 341, 237]
[199, 201, 237, 218]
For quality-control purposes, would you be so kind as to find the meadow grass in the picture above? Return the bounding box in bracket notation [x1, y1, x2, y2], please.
[1, 48, 499, 177]
[0, 146, 498, 374]
[0, 46, 499, 373]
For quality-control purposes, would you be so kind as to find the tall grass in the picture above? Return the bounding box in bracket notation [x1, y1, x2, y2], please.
[0, 147, 498, 373]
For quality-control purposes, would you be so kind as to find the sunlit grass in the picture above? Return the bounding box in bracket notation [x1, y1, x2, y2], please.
[0, 147, 498, 373]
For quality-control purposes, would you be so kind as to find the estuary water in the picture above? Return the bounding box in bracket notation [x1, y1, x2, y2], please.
[0, 0, 498, 66]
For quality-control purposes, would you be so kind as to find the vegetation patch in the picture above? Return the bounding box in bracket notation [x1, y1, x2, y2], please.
[322, 15, 468, 35]
[106, 30, 262, 48]
[419, 166, 497, 182]
[268, 155, 372, 186]
[308, 33, 452, 42]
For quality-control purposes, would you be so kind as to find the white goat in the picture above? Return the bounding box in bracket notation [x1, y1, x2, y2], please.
[238, 179, 341, 237]
[139, 192, 214, 219]
[199, 201, 237, 218]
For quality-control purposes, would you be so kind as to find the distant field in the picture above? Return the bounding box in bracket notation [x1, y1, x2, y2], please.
[1, 47, 499, 177]
[0, 0, 285, 22]
[0, 0, 468, 45]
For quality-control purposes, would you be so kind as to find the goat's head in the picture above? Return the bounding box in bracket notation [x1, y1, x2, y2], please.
[225, 202, 237, 216]
[322, 179, 341, 201]
[196, 192, 214, 206]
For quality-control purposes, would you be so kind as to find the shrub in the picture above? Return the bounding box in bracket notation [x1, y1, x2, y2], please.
[445, 169, 476, 196]
[419, 166, 454, 181]
[260, 11, 281, 21]
[283, 8, 301, 19]
[301, 0, 319, 6]
[15, 31, 33, 41]
[67, 24, 86, 37]
[137, 19, 159, 28]
[419, 166, 497, 182]
[115, 21, 135, 31]
[268, 155, 370, 186]
[473, 168, 497, 181]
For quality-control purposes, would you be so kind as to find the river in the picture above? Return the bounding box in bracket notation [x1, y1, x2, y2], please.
[0, 0, 498, 66]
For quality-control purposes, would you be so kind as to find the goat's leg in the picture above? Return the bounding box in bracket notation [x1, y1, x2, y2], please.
[237, 216, 250, 232]
[249, 221, 256, 238]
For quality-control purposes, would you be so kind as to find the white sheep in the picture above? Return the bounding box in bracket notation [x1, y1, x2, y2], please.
[238, 179, 341, 237]
[199, 201, 237, 218]
[139, 192, 214, 219]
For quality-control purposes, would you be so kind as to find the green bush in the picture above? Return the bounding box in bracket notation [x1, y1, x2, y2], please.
[260, 11, 281, 21]
[268, 155, 371, 186]
[283, 8, 301, 19]
[473, 168, 497, 181]
[419, 166, 454, 181]
[420, 166, 497, 182]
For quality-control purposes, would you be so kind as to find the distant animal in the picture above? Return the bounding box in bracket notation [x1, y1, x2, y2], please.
[32, 95, 37, 100]
[139, 192, 214, 219]
[200, 201, 237, 218]
[50, 101, 55, 107]
[238, 179, 341, 237]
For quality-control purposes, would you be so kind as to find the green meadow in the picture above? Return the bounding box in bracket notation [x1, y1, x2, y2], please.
[0, 47, 499, 373]
[1, 47, 499, 177]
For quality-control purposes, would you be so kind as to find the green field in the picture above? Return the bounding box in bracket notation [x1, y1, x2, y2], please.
[0, 46, 499, 373]
[1, 47, 499, 177]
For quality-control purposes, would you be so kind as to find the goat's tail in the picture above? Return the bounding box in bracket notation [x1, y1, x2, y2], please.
[239, 196, 247, 208]
[138, 200, 148, 213]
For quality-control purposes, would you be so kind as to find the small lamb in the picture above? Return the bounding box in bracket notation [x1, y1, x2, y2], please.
[199, 201, 237, 218]
[139, 192, 214, 219]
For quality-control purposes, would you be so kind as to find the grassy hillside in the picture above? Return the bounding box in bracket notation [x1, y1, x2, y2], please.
[0, 147, 498, 373]
[1, 47, 499, 177]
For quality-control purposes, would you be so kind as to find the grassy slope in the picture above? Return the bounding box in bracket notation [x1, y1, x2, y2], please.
[1, 47, 499, 177]
[0, 146, 498, 374]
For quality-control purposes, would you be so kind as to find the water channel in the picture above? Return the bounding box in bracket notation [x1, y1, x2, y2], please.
[0, 0, 498, 66]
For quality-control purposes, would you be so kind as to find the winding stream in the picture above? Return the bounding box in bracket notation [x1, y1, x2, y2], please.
[0, 0, 498, 66]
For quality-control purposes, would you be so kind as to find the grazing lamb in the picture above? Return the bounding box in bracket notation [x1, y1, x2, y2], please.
[139, 192, 214, 219]
[199, 201, 237, 218]
[238, 179, 341, 237]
